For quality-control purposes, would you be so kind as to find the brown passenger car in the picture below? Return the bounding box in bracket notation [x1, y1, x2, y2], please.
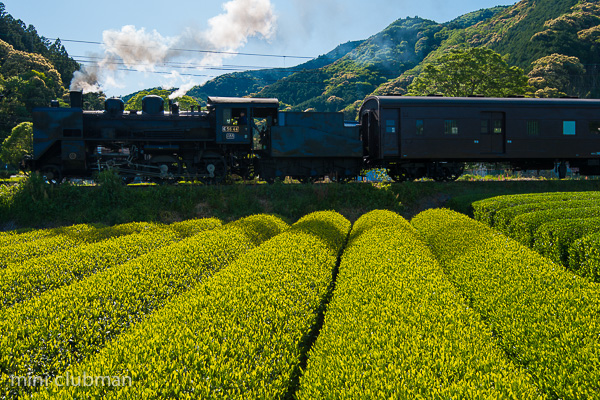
[359, 96, 600, 181]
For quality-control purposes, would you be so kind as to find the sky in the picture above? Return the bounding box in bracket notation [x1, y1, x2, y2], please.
[2, 0, 518, 98]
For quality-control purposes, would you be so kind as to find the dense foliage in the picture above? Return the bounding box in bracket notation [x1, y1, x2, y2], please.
[473, 191, 600, 282]
[1, 205, 600, 396]
[32, 212, 344, 398]
[0, 2, 82, 143]
[0, 214, 287, 398]
[0, 3, 78, 86]
[298, 210, 539, 398]
[413, 208, 600, 399]
[0, 220, 220, 309]
[0, 121, 31, 167]
[123, 88, 199, 112]
[407, 47, 528, 97]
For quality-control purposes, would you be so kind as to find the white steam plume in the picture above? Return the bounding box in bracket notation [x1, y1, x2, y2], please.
[70, 65, 102, 93]
[70, 0, 277, 95]
[169, 81, 197, 100]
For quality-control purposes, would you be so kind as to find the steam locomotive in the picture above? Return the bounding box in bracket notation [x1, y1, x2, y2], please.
[28, 90, 600, 183]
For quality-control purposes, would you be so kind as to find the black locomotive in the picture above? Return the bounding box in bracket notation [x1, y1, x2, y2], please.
[28, 91, 600, 182]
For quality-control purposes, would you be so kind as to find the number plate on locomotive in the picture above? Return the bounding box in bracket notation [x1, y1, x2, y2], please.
[222, 126, 239, 133]
[225, 132, 236, 140]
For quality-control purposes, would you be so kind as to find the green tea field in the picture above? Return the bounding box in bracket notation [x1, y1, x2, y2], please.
[1, 193, 600, 399]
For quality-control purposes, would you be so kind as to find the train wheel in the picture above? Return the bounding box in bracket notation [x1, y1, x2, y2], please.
[40, 165, 62, 184]
[198, 153, 227, 184]
[298, 176, 317, 184]
[443, 164, 464, 181]
[389, 167, 410, 182]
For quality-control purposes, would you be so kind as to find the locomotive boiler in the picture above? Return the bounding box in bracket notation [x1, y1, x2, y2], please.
[29, 91, 600, 182]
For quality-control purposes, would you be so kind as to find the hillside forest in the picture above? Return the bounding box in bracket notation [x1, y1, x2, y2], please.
[0, 0, 600, 167]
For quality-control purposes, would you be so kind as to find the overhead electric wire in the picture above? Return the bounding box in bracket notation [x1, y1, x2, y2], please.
[73, 59, 330, 85]
[49, 38, 315, 60]
[72, 56, 282, 72]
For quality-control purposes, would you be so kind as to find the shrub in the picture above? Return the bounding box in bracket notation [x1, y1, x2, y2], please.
[533, 217, 600, 267]
[32, 212, 349, 399]
[569, 231, 600, 281]
[0, 223, 106, 269]
[297, 210, 538, 399]
[0, 215, 287, 398]
[472, 191, 600, 226]
[509, 206, 600, 246]
[492, 199, 598, 234]
[412, 209, 600, 399]
[0, 219, 221, 309]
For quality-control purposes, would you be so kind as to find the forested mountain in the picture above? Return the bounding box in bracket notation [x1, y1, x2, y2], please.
[380, 0, 600, 101]
[186, 40, 363, 101]
[0, 2, 80, 141]
[188, 5, 509, 114]
[186, 0, 600, 117]
[0, 3, 77, 87]
[1, 0, 599, 134]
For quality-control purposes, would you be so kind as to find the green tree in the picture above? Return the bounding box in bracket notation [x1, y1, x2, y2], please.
[527, 53, 586, 98]
[173, 95, 199, 111]
[407, 47, 529, 97]
[125, 89, 199, 112]
[82, 92, 107, 110]
[124, 89, 171, 111]
[0, 122, 32, 167]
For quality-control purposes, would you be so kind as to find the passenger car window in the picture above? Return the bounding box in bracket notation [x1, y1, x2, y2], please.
[445, 120, 458, 135]
[590, 121, 600, 134]
[527, 121, 539, 136]
[563, 121, 576, 135]
[386, 119, 396, 133]
[416, 120, 424, 136]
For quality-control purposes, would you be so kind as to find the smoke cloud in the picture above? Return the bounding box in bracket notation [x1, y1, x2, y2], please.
[70, 0, 277, 95]
[70, 65, 102, 93]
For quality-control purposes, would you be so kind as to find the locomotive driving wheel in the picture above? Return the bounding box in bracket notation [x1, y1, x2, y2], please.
[40, 165, 62, 184]
[389, 166, 410, 182]
[198, 152, 227, 184]
[446, 166, 464, 181]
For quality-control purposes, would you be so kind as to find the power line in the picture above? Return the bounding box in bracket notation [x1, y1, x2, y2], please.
[73, 59, 331, 85]
[49, 38, 315, 60]
[72, 56, 282, 72]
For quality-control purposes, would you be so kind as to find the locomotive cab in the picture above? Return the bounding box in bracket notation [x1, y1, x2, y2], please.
[207, 97, 279, 150]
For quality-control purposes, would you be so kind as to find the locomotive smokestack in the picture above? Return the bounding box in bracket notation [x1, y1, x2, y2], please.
[70, 90, 83, 109]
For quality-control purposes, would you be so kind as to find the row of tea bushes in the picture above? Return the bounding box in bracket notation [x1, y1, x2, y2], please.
[0, 215, 287, 399]
[569, 231, 600, 281]
[509, 206, 600, 246]
[0, 219, 222, 309]
[0, 226, 56, 248]
[492, 199, 599, 234]
[533, 217, 600, 267]
[32, 211, 349, 399]
[472, 191, 600, 226]
[473, 192, 600, 281]
[0, 223, 104, 269]
[412, 209, 600, 399]
[297, 210, 539, 399]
